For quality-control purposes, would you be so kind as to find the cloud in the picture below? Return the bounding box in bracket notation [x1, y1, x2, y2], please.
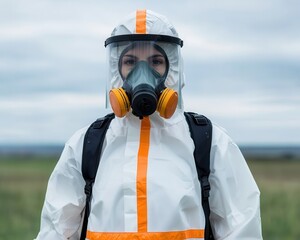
[0, 0, 299, 145]
[0, 92, 107, 144]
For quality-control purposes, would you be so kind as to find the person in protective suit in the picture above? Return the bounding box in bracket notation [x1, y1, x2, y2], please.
[35, 10, 263, 240]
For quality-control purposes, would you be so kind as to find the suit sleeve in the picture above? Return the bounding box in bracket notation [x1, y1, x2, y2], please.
[35, 129, 87, 240]
[209, 125, 263, 239]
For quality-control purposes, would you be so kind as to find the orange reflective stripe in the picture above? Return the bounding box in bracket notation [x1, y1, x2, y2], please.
[136, 117, 150, 232]
[86, 229, 205, 240]
[136, 9, 147, 34]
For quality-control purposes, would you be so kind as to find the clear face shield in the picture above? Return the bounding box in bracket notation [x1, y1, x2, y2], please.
[105, 34, 184, 119]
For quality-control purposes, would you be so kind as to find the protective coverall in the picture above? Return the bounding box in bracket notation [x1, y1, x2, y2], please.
[35, 9, 262, 240]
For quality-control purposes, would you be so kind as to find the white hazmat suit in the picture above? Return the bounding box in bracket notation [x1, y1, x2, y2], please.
[35, 10, 262, 240]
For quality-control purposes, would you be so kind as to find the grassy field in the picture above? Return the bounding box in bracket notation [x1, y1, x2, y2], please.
[248, 159, 300, 240]
[0, 155, 299, 239]
[0, 156, 57, 240]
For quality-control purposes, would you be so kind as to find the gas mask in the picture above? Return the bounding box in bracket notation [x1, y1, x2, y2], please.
[110, 58, 178, 119]
[108, 42, 179, 119]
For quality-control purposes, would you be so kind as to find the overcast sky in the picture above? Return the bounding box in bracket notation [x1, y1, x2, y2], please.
[1, 0, 299, 146]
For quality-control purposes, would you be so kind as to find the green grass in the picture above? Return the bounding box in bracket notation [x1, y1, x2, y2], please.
[0, 155, 299, 239]
[0, 156, 57, 240]
[248, 159, 300, 240]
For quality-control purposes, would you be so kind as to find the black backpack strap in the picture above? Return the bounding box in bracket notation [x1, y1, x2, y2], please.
[184, 112, 214, 240]
[80, 113, 115, 240]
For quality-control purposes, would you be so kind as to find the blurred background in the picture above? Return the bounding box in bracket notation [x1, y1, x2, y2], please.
[0, 0, 299, 239]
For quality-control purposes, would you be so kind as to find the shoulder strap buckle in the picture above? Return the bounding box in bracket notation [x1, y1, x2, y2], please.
[201, 176, 211, 199]
[84, 179, 94, 197]
[192, 114, 209, 126]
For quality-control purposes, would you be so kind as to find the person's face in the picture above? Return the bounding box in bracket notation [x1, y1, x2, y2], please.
[120, 44, 167, 79]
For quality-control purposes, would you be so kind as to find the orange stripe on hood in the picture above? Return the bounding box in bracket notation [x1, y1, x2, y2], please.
[136, 117, 150, 232]
[136, 9, 147, 34]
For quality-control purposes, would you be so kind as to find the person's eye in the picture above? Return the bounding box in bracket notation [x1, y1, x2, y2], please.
[150, 57, 164, 66]
[123, 57, 136, 66]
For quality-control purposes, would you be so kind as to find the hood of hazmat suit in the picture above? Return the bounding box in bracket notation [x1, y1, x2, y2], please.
[105, 9, 185, 119]
[35, 9, 262, 240]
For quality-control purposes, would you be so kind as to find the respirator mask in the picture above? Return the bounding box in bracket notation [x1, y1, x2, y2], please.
[105, 34, 184, 119]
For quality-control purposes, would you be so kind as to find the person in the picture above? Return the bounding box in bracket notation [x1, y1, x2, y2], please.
[35, 9, 262, 240]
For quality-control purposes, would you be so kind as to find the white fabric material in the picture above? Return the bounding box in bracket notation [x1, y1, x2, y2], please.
[35, 109, 262, 239]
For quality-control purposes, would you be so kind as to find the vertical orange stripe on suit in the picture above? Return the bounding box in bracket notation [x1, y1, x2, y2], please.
[136, 9, 147, 34]
[136, 117, 150, 232]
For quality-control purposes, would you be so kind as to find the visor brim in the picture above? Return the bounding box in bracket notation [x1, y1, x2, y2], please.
[105, 34, 183, 48]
